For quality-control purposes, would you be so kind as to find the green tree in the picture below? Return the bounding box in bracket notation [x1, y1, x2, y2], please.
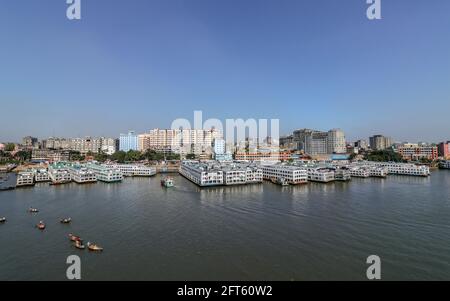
[186, 154, 196, 160]
[15, 150, 31, 162]
[5, 143, 15, 152]
[110, 151, 126, 163]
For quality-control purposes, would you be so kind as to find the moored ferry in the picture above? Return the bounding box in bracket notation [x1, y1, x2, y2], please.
[48, 163, 72, 185]
[87, 164, 123, 183]
[334, 168, 351, 182]
[68, 165, 97, 184]
[111, 164, 156, 177]
[307, 168, 335, 183]
[440, 161, 450, 169]
[369, 166, 389, 178]
[349, 167, 371, 178]
[34, 169, 50, 182]
[16, 171, 35, 187]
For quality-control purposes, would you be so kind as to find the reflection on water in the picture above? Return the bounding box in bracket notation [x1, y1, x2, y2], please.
[0, 171, 450, 280]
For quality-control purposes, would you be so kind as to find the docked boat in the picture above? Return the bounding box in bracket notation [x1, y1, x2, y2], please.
[0, 173, 17, 191]
[69, 234, 83, 242]
[36, 221, 46, 230]
[161, 177, 174, 188]
[74, 240, 85, 250]
[16, 171, 35, 187]
[29, 208, 39, 213]
[60, 218, 72, 224]
[87, 242, 103, 252]
[0, 217, 6, 223]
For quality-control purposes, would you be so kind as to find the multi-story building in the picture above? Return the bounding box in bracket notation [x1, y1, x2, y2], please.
[369, 135, 393, 151]
[120, 131, 139, 152]
[354, 139, 368, 150]
[101, 138, 119, 155]
[43, 137, 70, 150]
[438, 142, 450, 159]
[235, 150, 292, 162]
[279, 135, 295, 150]
[22, 136, 38, 148]
[31, 149, 70, 163]
[397, 144, 438, 161]
[69, 137, 102, 154]
[293, 128, 346, 155]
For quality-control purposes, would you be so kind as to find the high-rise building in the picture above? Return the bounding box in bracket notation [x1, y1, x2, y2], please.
[369, 135, 393, 151]
[354, 139, 368, 150]
[101, 138, 119, 155]
[22, 136, 38, 148]
[69, 137, 102, 154]
[119, 131, 138, 152]
[438, 142, 450, 159]
[292, 128, 346, 155]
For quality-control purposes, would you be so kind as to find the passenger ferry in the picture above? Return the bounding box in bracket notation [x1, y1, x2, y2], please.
[334, 168, 351, 181]
[349, 167, 371, 178]
[440, 161, 450, 169]
[378, 163, 430, 177]
[16, 171, 35, 187]
[48, 163, 72, 185]
[111, 164, 156, 177]
[307, 168, 335, 183]
[34, 169, 50, 183]
[161, 177, 174, 188]
[87, 164, 123, 183]
[0, 173, 17, 191]
[262, 165, 308, 185]
[68, 165, 97, 184]
[369, 166, 389, 178]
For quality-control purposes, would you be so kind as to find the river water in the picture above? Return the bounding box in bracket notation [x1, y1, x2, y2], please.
[0, 171, 449, 280]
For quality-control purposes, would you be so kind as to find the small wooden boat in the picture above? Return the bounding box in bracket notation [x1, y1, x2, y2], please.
[60, 218, 72, 224]
[29, 208, 39, 213]
[74, 240, 85, 250]
[87, 242, 103, 252]
[0, 217, 6, 223]
[36, 221, 46, 230]
[161, 177, 174, 188]
[68, 233, 83, 242]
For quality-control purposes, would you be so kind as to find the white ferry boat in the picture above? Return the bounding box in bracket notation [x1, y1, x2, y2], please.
[307, 168, 335, 183]
[68, 165, 97, 184]
[48, 163, 72, 185]
[87, 164, 123, 183]
[16, 171, 35, 187]
[262, 165, 308, 185]
[349, 167, 371, 178]
[334, 168, 351, 181]
[111, 164, 156, 177]
[369, 166, 389, 178]
[379, 163, 430, 177]
[34, 169, 50, 182]
[440, 161, 450, 169]
[179, 161, 224, 187]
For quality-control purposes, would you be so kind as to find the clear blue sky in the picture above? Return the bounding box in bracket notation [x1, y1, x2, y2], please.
[1, 0, 449, 143]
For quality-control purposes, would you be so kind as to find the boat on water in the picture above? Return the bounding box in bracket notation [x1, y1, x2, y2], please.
[69, 234, 83, 242]
[87, 242, 103, 252]
[36, 221, 46, 230]
[161, 177, 174, 188]
[74, 240, 85, 250]
[0, 217, 6, 223]
[0, 173, 17, 191]
[29, 208, 39, 213]
[60, 218, 72, 224]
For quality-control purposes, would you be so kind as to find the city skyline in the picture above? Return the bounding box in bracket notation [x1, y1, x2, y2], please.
[1, 1, 450, 142]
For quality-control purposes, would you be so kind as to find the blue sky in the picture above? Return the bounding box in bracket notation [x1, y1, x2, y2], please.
[0, 0, 449, 143]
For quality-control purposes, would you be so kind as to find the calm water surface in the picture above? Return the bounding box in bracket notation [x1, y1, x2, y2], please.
[1, 171, 449, 280]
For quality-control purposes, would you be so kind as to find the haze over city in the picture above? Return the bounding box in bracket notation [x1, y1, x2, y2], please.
[1, 0, 449, 142]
